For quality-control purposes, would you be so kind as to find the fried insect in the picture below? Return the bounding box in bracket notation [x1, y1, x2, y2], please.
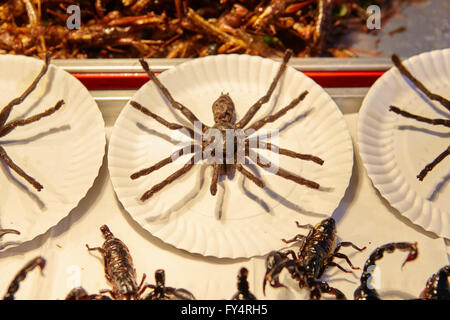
[131, 49, 323, 204]
[353, 242, 418, 300]
[0, 1, 418, 58]
[85, 225, 195, 300]
[0, 53, 65, 191]
[263, 217, 366, 300]
[231, 267, 257, 300]
[420, 265, 449, 300]
[3, 256, 46, 300]
[143, 269, 196, 300]
[388, 54, 449, 181]
[85, 225, 149, 300]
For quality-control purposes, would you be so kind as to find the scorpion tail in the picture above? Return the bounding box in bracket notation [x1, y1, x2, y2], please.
[3, 256, 45, 300]
[354, 242, 419, 300]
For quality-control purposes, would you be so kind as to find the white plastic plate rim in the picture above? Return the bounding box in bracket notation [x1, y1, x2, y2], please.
[108, 53, 354, 258]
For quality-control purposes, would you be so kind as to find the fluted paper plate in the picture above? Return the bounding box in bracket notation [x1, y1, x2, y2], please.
[0, 55, 106, 248]
[358, 49, 450, 238]
[109, 54, 353, 258]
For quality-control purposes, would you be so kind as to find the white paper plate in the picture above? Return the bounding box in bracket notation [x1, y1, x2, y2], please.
[108, 54, 354, 258]
[0, 55, 106, 248]
[358, 49, 450, 239]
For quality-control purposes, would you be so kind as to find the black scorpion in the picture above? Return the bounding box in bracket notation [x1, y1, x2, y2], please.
[264, 217, 366, 299]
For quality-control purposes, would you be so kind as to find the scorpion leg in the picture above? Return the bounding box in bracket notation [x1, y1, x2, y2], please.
[140, 155, 196, 201]
[3, 256, 46, 300]
[138, 59, 205, 126]
[236, 49, 293, 129]
[245, 90, 309, 132]
[0, 145, 44, 192]
[325, 261, 353, 274]
[0, 53, 50, 128]
[131, 145, 198, 180]
[130, 101, 195, 137]
[0, 100, 65, 137]
[328, 241, 366, 271]
[281, 234, 306, 245]
[331, 253, 360, 271]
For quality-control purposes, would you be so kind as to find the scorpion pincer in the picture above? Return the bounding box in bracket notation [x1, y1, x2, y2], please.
[420, 265, 449, 300]
[86, 225, 149, 300]
[264, 217, 366, 299]
[353, 242, 418, 300]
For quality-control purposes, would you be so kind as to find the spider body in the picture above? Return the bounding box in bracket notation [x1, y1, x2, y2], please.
[130, 49, 324, 203]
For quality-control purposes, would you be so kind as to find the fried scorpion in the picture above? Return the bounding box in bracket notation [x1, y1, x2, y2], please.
[86, 225, 195, 300]
[263, 217, 366, 299]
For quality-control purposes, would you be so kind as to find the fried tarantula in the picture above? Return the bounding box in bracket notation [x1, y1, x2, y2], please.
[389, 54, 449, 181]
[0, 53, 65, 191]
[130, 49, 324, 202]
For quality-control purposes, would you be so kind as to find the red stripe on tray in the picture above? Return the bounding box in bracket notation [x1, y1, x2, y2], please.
[72, 71, 385, 90]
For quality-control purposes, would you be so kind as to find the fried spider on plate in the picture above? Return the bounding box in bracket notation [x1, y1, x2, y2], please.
[0, 53, 65, 191]
[130, 49, 324, 204]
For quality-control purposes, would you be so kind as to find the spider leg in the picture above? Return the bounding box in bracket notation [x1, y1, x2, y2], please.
[0, 146, 43, 191]
[236, 49, 293, 128]
[417, 146, 449, 181]
[130, 101, 196, 137]
[0, 53, 50, 128]
[389, 106, 450, 127]
[236, 164, 265, 189]
[138, 60, 206, 126]
[391, 54, 450, 112]
[245, 90, 308, 132]
[0, 229, 20, 239]
[131, 145, 199, 180]
[140, 155, 196, 201]
[0, 100, 65, 138]
[248, 140, 324, 165]
[210, 163, 220, 196]
[248, 150, 320, 189]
